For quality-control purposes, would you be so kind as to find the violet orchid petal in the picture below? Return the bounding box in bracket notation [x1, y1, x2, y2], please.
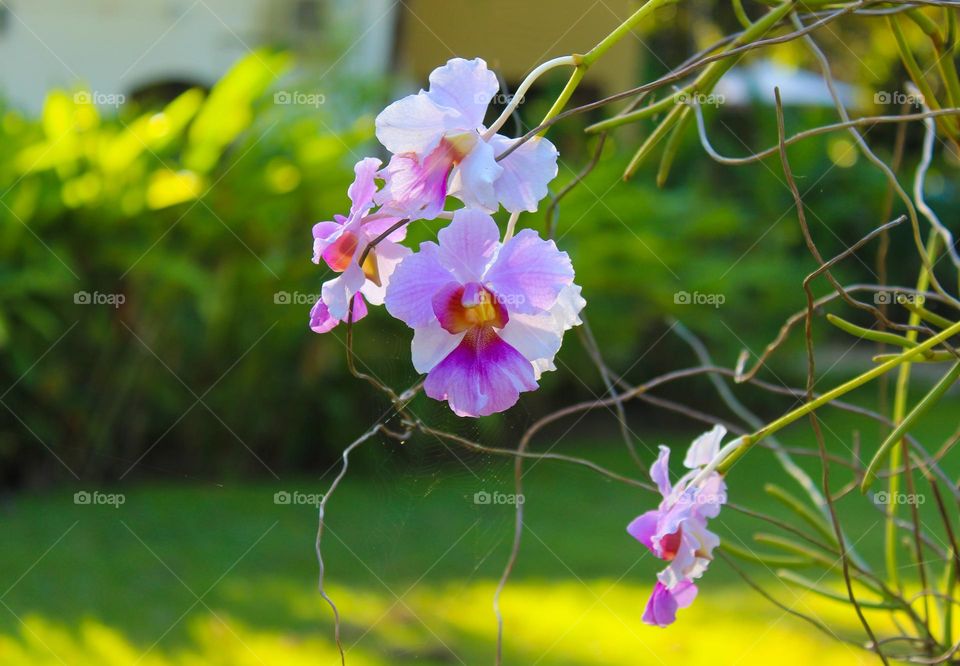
[423, 327, 537, 417]
[484, 229, 573, 315]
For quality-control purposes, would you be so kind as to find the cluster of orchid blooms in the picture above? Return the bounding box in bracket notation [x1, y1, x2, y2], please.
[309, 57, 730, 627]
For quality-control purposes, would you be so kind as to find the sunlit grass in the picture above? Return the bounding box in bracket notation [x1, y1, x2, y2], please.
[1, 580, 886, 665]
[5, 423, 952, 665]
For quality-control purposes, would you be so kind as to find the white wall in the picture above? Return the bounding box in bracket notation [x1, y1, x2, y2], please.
[0, 0, 398, 114]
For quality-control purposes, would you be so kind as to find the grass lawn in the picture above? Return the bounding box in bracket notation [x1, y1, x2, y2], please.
[1, 414, 956, 665]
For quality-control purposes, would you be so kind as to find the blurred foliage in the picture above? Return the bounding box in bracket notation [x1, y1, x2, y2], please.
[0, 50, 380, 484]
[3, 21, 960, 485]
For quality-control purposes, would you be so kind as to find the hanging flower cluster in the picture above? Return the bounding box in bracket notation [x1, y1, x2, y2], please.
[310, 57, 584, 417]
[628, 426, 728, 627]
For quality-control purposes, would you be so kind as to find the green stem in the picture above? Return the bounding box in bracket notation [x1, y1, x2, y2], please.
[889, 15, 959, 139]
[587, 1, 795, 133]
[655, 107, 692, 185]
[886, 232, 940, 591]
[539, 66, 585, 131]
[873, 351, 955, 363]
[906, 9, 960, 114]
[718, 316, 960, 473]
[778, 570, 899, 609]
[826, 313, 921, 350]
[719, 541, 811, 568]
[862, 361, 960, 491]
[898, 298, 954, 330]
[538, 0, 679, 131]
[584, 0, 679, 66]
[732, 0, 752, 29]
[944, 548, 957, 646]
[765, 483, 838, 548]
[623, 102, 685, 178]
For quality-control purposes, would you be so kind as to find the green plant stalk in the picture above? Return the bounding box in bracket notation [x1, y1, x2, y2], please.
[583, 0, 679, 66]
[886, 232, 940, 591]
[654, 107, 693, 185]
[862, 361, 960, 491]
[539, 66, 586, 133]
[889, 15, 959, 139]
[587, 1, 795, 133]
[765, 483, 838, 548]
[906, 6, 940, 36]
[756, 536, 897, 601]
[943, 549, 957, 646]
[538, 0, 679, 131]
[718, 316, 960, 473]
[898, 299, 954, 329]
[948, 6, 958, 51]
[732, 0, 752, 29]
[623, 102, 685, 179]
[777, 570, 899, 609]
[826, 313, 921, 350]
[768, 478, 873, 584]
[754, 533, 837, 567]
[719, 541, 811, 568]
[905, 9, 960, 113]
[873, 351, 955, 363]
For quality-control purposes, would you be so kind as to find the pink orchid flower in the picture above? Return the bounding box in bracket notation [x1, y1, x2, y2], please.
[374, 58, 558, 219]
[628, 425, 728, 627]
[384, 208, 584, 417]
[310, 157, 411, 333]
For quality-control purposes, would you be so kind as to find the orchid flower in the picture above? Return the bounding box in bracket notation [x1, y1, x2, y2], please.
[384, 208, 584, 417]
[627, 425, 728, 627]
[310, 157, 411, 333]
[374, 58, 558, 219]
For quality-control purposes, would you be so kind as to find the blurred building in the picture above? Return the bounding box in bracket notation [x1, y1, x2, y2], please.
[0, 0, 640, 113]
[714, 60, 862, 109]
[394, 0, 641, 97]
[0, 0, 396, 112]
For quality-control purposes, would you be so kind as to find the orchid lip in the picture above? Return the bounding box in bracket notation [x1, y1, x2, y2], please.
[323, 231, 359, 272]
[659, 528, 683, 561]
[433, 282, 509, 334]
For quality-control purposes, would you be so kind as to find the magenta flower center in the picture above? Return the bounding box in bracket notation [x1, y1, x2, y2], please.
[322, 230, 381, 284]
[416, 132, 477, 189]
[323, 231, 359, 272]
[433, 282, 509, 334]
[660, 528, 683, 561]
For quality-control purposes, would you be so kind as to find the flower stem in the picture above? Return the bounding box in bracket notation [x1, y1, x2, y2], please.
[862, 360, 960, 492]
[587, 1, 794, 134]
[503, 211, 521, 242]
[717, 316, 960, 474]
[537, 0, 680, 132]
[483, 55, 577, 139]
[886, 231, 940, 591]
[582, 0, 679, 67]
